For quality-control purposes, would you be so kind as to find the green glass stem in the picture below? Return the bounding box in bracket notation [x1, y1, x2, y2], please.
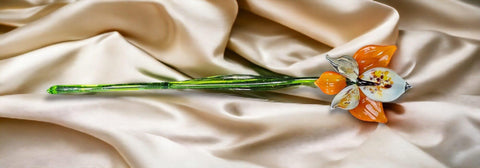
[47, 75, 318, 94]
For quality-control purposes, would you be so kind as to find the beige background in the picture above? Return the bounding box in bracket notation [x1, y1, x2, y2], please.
[1, 0, 479, 167]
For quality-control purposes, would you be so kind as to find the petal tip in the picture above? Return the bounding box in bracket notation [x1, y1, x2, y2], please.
[405, 82, 412, 91]
[377, 116, 388, 123]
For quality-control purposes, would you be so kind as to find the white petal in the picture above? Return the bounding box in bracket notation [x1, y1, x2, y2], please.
[359, 67, 410, 102]
[326, 55, 359, 82]
[331, 84, 360, 110]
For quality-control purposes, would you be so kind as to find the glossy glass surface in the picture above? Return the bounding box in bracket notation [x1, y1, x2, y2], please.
[315, 71, 347, 95]
[326, 55, 359, 82]
[353, 45, 396, 73]
[359, 68, 410, 102]
[47, 75, 318, 94]
[349, 91, 387, 123]
[331, 84, 360, 110]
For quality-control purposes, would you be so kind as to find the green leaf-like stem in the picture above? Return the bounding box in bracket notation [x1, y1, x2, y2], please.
[47, 75, 318, 94]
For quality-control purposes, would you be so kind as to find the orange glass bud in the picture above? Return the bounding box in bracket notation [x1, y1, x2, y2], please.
[353, 45, 396, 74]
[349, 91, 387, 123]
[315, 71, 347, 95]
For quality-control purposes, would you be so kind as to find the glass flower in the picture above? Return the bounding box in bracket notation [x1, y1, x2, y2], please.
[47, 44, 410, 124]
[314, 45, 411, 123]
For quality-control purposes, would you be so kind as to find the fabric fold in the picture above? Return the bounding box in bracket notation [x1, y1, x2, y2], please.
[1, 0, 479, 167]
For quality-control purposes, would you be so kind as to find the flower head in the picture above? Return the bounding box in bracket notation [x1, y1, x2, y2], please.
[315, 45, 411, 123]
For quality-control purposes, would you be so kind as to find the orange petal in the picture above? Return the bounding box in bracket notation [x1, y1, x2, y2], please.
[353, 45, 396, 74]
[315, 71, 347, 95]
[349, 91, 387, 123]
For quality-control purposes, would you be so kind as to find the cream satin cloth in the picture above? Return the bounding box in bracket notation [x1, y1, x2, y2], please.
[1, 0, 480, 167]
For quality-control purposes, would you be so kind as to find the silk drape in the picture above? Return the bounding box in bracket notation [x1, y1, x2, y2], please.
[1, 0, 479, 167]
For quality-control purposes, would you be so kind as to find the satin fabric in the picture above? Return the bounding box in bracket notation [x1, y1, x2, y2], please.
[1, 0, 479, 167]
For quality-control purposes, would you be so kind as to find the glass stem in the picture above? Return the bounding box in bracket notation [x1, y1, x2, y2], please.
[47, 75, 318, 94]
